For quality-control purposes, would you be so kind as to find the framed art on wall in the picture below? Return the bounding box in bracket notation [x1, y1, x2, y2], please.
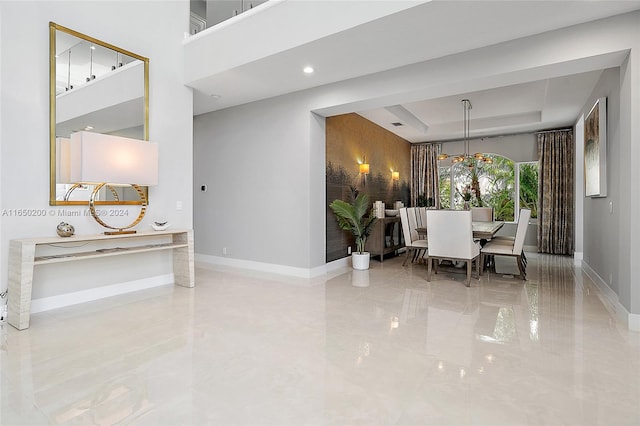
[584, 97, 607, 197]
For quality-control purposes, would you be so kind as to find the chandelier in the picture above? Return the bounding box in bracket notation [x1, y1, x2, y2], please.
[437, 99, 492, 168]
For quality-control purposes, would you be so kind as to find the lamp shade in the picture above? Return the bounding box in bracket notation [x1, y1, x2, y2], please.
[70, 131, 158, 186]
[56, 137, 72, 183]
[359, 163, 370, 174]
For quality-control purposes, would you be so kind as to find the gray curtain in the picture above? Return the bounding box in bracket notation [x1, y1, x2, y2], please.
[411, 144, 440, 208]
[537, 130, 574, 254]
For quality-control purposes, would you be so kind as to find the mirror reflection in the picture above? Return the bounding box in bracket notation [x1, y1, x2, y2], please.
[50, 22, 149, 205]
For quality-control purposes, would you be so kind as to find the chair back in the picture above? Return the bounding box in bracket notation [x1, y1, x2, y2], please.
[513, 208, 531, 254]
[399, 208, 414, 246]
[406, 207, 420, 242]
[417, 207, 428, 228]
[426, 210, 478, 259]
[471, 207, 493, 222]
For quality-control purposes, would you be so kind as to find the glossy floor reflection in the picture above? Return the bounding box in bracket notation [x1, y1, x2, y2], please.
[2, 252, 639, 425]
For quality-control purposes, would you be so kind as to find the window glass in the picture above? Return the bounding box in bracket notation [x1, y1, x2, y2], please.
[518, 162, 539, 219]
[439, 155, 517, 222]
[438, 166, 451, 209]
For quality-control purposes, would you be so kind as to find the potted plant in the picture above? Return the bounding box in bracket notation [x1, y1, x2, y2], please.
[329, 188, 377, 270]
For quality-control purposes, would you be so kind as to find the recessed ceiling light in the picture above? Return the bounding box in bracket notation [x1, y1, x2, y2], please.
[84, 126, 94, 130]
[303, 66, 314, 74]
[210, 94, 221, 99]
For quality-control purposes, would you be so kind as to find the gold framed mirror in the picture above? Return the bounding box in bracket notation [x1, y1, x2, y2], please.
[49, 22, 149, 206]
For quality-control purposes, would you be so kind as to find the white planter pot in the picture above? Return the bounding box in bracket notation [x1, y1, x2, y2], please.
[352, 252, 371, 270]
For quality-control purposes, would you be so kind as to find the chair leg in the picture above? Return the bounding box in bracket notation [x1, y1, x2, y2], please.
[476, 256, 480, 278]
[427, 257, 432, 282]
[480, 253, 485, 275]
[516, 255, 526, 280]
[402, 248, 412, 266]
[466, 260, 471, 287]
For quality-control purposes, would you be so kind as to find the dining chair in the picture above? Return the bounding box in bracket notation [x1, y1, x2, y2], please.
[406, 207, 420, 241]
[471, 207, 493, 222]
[417, 207, 428, 230]
[426, 210, 480, 287]
[399, 207, 429, 266]
[480, 208, 531, 279]
[490, 208, 531, 266]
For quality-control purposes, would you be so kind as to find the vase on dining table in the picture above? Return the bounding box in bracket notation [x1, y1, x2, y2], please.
[463, 200, 470, 210]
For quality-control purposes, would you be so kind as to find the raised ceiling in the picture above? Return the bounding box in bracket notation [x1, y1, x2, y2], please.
[185, 0, 640, 142]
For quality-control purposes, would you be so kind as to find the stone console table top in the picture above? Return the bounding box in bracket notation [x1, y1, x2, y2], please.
[8, 229, 194, 330]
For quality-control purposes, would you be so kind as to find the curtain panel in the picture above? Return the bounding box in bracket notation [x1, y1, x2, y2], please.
[410, 144, 440, 208]
[537, 130, 574, 255]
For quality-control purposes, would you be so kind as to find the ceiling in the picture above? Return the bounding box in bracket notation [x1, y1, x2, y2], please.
[188, 0, 640, 142]
[357, 70, 604, 142]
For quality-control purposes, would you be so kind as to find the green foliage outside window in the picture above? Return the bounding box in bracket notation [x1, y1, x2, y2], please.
[519, 162, 539, 219]
[438, 167, 451, 209]
[438, 155, 537, 223]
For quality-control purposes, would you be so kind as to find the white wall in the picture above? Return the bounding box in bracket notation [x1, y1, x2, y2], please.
[0, 2, 193, 303]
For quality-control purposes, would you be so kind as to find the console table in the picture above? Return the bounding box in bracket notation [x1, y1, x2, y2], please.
[7, 229, 194, 330]
[366, 216, 404, 262]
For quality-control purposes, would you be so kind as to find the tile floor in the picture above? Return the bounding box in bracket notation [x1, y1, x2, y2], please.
[1, 252, 639, 425]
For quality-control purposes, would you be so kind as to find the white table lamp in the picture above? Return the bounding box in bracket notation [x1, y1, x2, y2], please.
[69, 131, 158, 234]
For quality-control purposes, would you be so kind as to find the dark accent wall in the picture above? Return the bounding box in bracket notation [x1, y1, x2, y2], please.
[326, 113, 411, 262]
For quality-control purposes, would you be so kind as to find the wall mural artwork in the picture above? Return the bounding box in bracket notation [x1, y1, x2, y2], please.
[326, 162, 410, 262]
[584, 97, 607, 197]
[325, 113, 412, 262]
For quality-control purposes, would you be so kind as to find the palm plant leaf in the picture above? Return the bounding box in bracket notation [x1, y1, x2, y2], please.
[329, 192, 377, 253]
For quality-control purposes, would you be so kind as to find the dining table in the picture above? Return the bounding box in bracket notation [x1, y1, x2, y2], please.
[416, 220, 505, 270]
[416, 221, 505, 240]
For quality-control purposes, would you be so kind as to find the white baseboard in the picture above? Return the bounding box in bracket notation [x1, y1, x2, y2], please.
[195, 254, 341, 279]
[581, 261, 639, 331]
[30, 274, 174, 314]
[573, 251, 584, 266]
[630, 314, 640, 331]
[325, 257, 350, 272]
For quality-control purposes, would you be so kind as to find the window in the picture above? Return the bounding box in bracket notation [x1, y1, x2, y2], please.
[438, 165, 452, 209]
[439, 155, 538, 223]
[517, 162, 539, 220]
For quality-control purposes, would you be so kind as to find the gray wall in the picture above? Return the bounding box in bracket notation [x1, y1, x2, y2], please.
[581, 65, 633, 312]
[193, 91, 325, 270]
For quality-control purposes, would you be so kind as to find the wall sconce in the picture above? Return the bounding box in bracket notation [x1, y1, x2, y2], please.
[69, 131, 158, 235]
[359, 156, 370, 175]
[392, 171, 400, 181]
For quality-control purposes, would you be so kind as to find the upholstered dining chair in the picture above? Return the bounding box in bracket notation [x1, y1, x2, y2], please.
[480, 208, 531, 280]
[426, 210, 480, 287]
[399, 207, 429, 266]
[490, 208, 531, 266]
[471, 207, 493, 222]
[406, 207, 420, 241]
[417, 207, 428, 230]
